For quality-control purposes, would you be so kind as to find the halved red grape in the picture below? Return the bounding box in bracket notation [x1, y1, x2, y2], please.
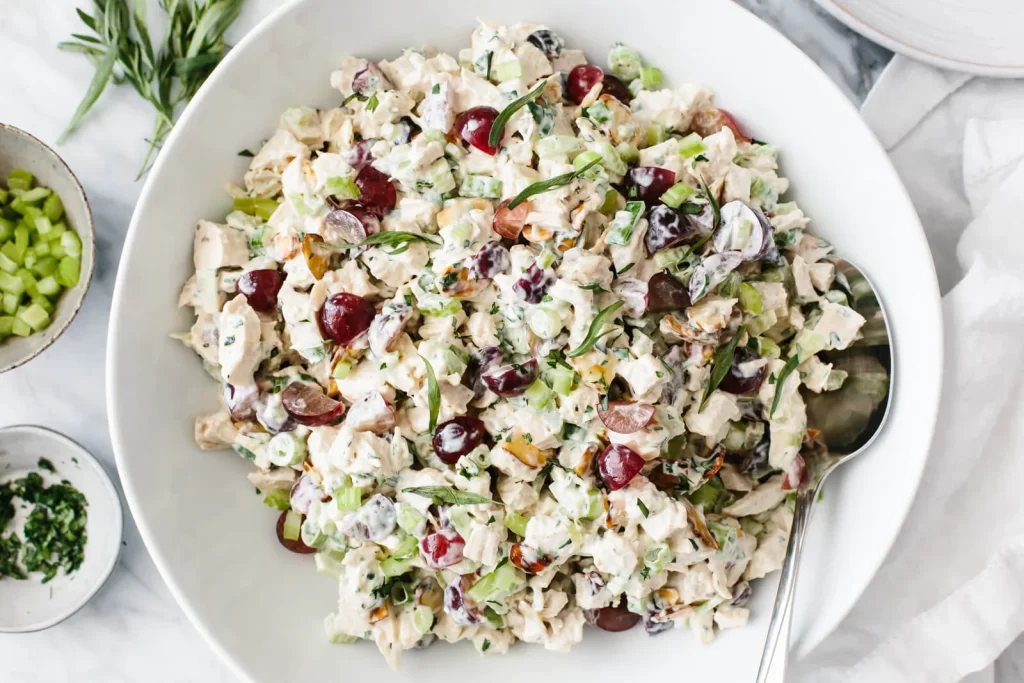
[433, 416, 488, 464]
[493, 199, 530, 240]
[602, 74, 633, 103]
[482, 359, 539, 397]
[645, 205, 701, 254]
[322, 205, 379, 245]
[597, 444, 645, 490]
[238, 270, 285, 313]
[690, 108, 750, 143]
[567, 65, 604, 104]
[647, 272, 692, 314]
[589, 602, 642, 632]
[290, 473, 329, 515]
[719, 347, 767, 395]
[255, 393, 296, 434]
[444, 575, 484, 626]
[421, 527, 466, 569]
[513, 264, 555, 304]
[318, 292, 375, 345]
[354, 165, 397, 216]
[351, 62, 392, 95]
[276, 511, 317, 554]
[471, 241, 511, 280]
[598, 401, 655, 434]
[454, 106, 500, 155]
[526, 29, 564, 58]
[223, 382, 258, 420]
[281, 382, 345, 426]
[342, 140, 374, 170]
[626, 167, 676, 207]
[462, 346, 504, 398]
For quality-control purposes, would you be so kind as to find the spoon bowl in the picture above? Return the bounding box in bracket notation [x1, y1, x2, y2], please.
[756, 257, 894, 683]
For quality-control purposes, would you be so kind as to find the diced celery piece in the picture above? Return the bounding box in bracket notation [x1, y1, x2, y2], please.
[412, 605, 434, 634]
[491, 58, 522, 82]
[268, 432, 307, 467]
[17, 302, 50, 331]
[282, 510, 302, 541]
[537, 135, 583, 159]
[391, 534, 419, 561]
[678, 132, 707, 158]
[739, 282, 763, 314]
[16, 269, 38, 298]
[14, 225, 29, 253]
[459, 174, 502, 199]
[314, 550, 347, 578]
[18, 187, 51, 204]
[23, 254, 36, 270]
[646, 122, 666, 147]
[31, 255, 58, 278]
[1, 293, 18, 315]
[504, 510, 528, 537]
[332, 360, 351, 379]
[0, 218, 13, 243]
[592, 141, 627, 176]
[6, 169, 33, 192]
[600, 188, 620, 215]
[573, 150, 602, 172]
[35, 276, 60, 298]
[300, 516, 327, 549]
[608, 43, 643, 82]
[0, 188, 7, 205]
[32, 295, 54, 315]
[31, 240, 50, 258]
[11, 317, 31, 337]
[33, 216, 53, 237]
[46, 221, 67, 241]
[49, 243, 66, 259]
[758, 337, 781, 359]
[525, 378, 553, 409]
[584, 489, 604, 520]
[396, 506, 426, 536]
[262, 487, 291, 511]
[1, 241, 23, 266]
[233, 197, 279, 220]
[43, 193, 64, 223]
[688, 479, 722, 509]
[641, 66, 662, 88]
[547, 365, 576, 396]
[19, 206, 42, 224]
[61, 231, 82, 259]
[660, 182, 694, 209]
[0, 315, 13, 339]
[615, 142, 639, 165]
[585, 100, 613, 125]
[380, 556, 413, 578]
[467, 562, 524, 603]
[56, 257, 80, 288]
[325, 176, 360, 200]
[0, 251, 17, 275]
[745, 309, 778, 336]
[333, 486, 362, 513]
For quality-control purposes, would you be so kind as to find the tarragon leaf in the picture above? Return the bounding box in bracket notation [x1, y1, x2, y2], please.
[770, 355, 801, 418]
[701, 325, 746, 409]
[567, 301, 624, 358]
[402, 486, 500, 507]
[508, 159, 600, 210]
[489, 82, 545, 149]
[420, 355, 440, 434]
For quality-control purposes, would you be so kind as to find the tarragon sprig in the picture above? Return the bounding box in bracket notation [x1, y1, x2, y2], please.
[59, 0, 245, 179]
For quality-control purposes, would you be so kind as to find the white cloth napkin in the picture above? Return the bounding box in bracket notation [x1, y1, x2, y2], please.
[791, 56, 1024, 683]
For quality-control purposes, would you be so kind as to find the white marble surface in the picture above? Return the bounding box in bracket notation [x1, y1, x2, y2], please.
[0, 1, 888, 681]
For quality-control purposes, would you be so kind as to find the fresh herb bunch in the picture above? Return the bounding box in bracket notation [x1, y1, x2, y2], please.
[58, 0, 246, 179]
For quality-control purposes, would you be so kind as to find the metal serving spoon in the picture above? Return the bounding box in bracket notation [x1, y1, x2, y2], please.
[756, 257, 894, 683]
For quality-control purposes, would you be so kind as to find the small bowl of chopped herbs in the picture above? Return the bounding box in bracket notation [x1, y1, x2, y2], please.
[0, 425, 122, 632]
[0, 123, 95, 373]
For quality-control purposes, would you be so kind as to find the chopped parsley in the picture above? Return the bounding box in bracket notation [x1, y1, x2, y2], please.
[0, 470, 88, 583]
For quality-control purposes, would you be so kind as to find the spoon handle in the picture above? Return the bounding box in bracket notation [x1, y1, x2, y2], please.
[755, 486, 816, 683]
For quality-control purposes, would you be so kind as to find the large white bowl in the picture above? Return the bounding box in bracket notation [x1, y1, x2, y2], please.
[107, 1, 943, 680]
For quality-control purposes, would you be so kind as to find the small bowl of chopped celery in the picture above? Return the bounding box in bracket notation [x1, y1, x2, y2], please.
[0, 123, 94, 373]
[0, 425, 123, 632]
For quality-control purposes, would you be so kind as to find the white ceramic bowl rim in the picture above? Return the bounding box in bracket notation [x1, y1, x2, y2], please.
[107, 1, 943, 679]
[0, 123, 97, 373]
[0, 425, 123, 632]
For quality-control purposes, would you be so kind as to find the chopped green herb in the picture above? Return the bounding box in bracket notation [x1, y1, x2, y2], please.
[421, 355, 440, 433]
[507, 159, 600, 210]
[770, 355, 801, 418]
[567, 301, 624, 358]
[489, 82, 545, 149]
[402, 486, 499, 506]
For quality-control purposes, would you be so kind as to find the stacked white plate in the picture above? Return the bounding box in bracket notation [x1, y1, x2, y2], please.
[817, 0, 1024, 76]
